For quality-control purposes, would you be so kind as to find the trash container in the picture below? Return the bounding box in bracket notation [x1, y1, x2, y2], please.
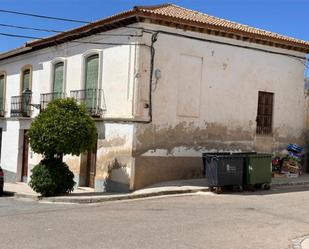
[243, 154, 272, 190]
[202, 152, 230, 176]
[204, 154, 244, 193]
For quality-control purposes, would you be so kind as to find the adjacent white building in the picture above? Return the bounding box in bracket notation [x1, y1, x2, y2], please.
[0, 4, 308, 191]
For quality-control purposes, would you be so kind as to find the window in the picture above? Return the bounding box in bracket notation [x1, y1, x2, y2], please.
[52, 62, 64, 93]
[22, 69, 30, 91]
[20, 66, 32, 116]
[256, 91, 274, 135]
[85, 54, 99, 89]
[0, 74, 5, 115]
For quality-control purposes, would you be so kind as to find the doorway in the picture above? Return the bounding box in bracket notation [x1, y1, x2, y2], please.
[86, 139, 97, 188]
[21, 130, 29, 182]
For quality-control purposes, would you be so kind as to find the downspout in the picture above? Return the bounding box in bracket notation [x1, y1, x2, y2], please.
[146, 32, 158, 124]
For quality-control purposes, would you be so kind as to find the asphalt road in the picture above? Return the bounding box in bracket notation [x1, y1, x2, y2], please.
[1, 186, 309, 249]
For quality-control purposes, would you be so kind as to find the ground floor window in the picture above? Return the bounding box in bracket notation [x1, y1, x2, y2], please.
[256, 91, 274, 135]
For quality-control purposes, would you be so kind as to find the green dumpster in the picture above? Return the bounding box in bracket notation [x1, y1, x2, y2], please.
[243, 154, 272, 190]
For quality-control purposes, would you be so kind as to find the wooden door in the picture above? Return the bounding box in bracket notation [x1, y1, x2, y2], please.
[21, 130, 29, 182]
[86, 140, 97, 188]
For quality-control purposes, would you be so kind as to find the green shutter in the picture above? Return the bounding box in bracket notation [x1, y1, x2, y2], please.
[85, 55, 99, 112]
[22, 69, 30, 91]
[0, 75, 4, 111]
[21, 69, 31, 116]
[85, 54, 99, 89]
[53, 62, 64, 93]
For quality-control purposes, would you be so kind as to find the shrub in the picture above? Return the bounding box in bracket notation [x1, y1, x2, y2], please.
[27, 98, 97, 158]
[29, 158, 75, 197]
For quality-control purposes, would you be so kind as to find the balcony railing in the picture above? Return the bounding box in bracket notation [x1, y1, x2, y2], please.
[70, 88, 105, 117]
[11, 94, 32, 117]
[40, 92, 66, 110]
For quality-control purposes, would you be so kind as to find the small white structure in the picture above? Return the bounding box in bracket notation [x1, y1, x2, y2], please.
[0, 4, 308, 191]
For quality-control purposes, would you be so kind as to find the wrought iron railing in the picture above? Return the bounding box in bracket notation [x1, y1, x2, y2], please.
[40, 92, 66, 110]
[11, 94, 32, 117]
[70, 88, 105, 117]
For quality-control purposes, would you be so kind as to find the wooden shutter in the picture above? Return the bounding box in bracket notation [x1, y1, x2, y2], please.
[85, 54, 99, 89]
[256, 91, 274, 135]
[53, 62, 64, 93]
[22, 69, 30, 91]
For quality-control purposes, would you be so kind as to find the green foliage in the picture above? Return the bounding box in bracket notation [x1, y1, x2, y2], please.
[29, 158, 75, 197]
[27, 98, 97, 157]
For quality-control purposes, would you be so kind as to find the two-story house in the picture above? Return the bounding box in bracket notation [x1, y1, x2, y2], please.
[0, 4, 308, 192]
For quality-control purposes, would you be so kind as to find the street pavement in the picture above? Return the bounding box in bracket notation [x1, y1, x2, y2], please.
[1, 186, 309, 249]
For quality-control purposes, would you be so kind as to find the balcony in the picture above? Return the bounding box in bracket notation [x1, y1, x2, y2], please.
[70, 88, 105, 117]
[11, 94, 32, 117]
[40, 92, 66, 110]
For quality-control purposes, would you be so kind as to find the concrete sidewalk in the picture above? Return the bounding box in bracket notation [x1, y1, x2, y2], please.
[3, 182, 95, 199]
[3, 179, 209, 203]
[4, 174, 309, 204]
[272, 173, 309, 187]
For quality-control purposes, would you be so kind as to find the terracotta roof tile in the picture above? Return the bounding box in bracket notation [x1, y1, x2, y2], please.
[136, 4, 309, 47]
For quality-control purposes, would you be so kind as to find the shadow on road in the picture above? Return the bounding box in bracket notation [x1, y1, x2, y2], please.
[210, 185, 309, 196]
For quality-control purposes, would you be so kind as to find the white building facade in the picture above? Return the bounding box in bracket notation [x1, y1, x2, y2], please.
[0, 4, 308, 191]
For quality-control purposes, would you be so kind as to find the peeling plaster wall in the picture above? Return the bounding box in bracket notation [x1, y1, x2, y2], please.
[132, 23, 307, 189]
[95, 123, 134, 191]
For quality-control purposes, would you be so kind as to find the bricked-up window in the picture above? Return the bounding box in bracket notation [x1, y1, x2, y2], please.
[256, 91, 274, 135]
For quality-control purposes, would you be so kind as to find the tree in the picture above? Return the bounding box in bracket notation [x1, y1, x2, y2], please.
[28, 98, 97, 158]
[28, 98, 97, 196]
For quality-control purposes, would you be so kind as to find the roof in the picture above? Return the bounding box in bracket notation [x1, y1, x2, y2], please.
[1, 4, 309, 61]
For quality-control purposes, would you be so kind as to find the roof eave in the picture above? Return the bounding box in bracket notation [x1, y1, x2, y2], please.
[138, 12, 309, 53]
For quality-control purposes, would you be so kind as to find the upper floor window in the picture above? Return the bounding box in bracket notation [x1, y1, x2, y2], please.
[85, 54, 99, 89]
[21, 66, 32, 93]
[256, 91, 274, 135]
[0, 73, 5, 115]
[52, 61, 64, 93]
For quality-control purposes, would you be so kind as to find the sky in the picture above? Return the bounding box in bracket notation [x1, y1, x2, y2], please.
[0, 0, 308, 73]
[0, 0, 308, 52]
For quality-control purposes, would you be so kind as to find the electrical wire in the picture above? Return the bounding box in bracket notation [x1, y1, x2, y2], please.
[0, 22, 144, 37]
[0, 32, 40, 39]
[0, 32, 150, 49]
[141, 27, 308, 61]
[0, 9, 90, 24]
[0, 23, 62, 33]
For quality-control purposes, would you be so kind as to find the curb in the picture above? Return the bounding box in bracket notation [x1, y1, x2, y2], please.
[15, 193, 40, 200]
[292, 235, 309, 249]
[41, 188, 209, 204]
[3, 190, 40, 200]
[7, 180, 309, 204]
